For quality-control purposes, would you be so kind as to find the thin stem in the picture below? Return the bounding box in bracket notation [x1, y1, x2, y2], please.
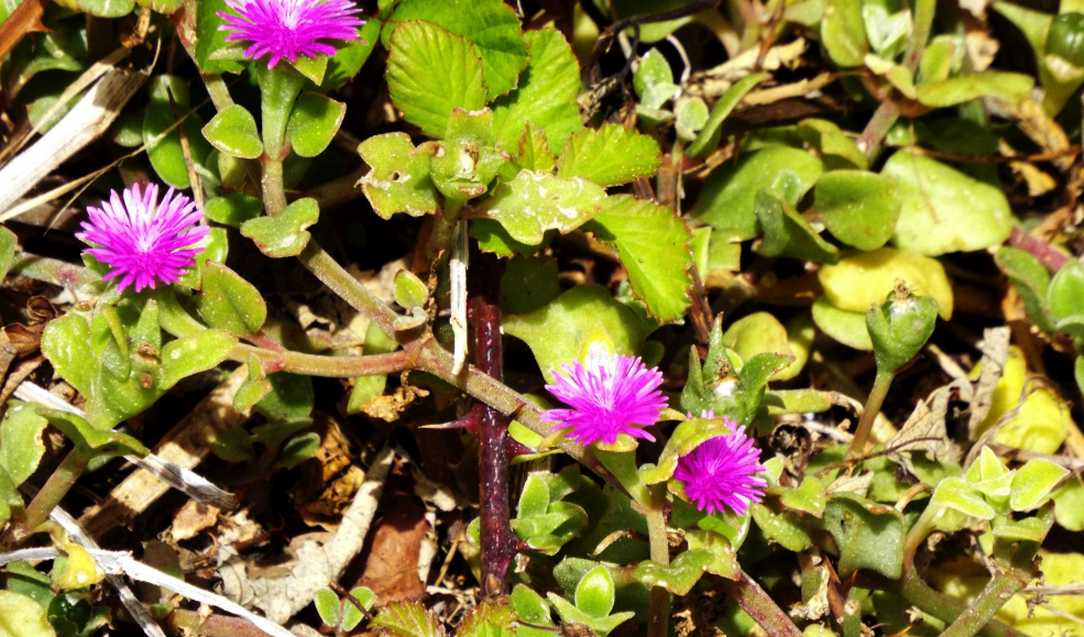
[20, 449, 88, 535]
[297, 242, 400, 338]
[941, 571, 1028, 637]
[858, 101, 900, 161]
[900, 569, 1024, 637]
[413, 338, 612, 482]
[645, 499, 671, 637]
[719, 571, 802, 637]
[847, 369, 894, 459]
[260, 158, 288, 216]
[201, 74, 235, 111]
[232, 344, 415, 378]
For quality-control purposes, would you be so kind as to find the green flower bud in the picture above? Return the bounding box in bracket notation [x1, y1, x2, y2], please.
[865, 283, 938, 373]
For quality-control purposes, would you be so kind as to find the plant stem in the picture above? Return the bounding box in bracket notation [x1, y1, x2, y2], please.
[645, 498, 671, 637]
[201, 74, 235, 111]
[413, 338, 611, 481]
[900, 569, 1024, 637]
[847, 369, 894, 459]
[858, 101, 900, 161]
[940, 571, 1028, 637]
[232, 344, 415, 378]
[719, 571, 802, 637]
[468, 262, 515, 596]
[260, 158, 288, 216]
[20, 449, 88, 535]
[296, 242, 400, 338]
[1008, 226, 1070, 273]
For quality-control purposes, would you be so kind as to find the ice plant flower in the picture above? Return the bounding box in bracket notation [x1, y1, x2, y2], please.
[543, 346, 667, 446]
[675, 419, 767, 516]
[77, 183, 209, 293]
[219, 0, 364, 69]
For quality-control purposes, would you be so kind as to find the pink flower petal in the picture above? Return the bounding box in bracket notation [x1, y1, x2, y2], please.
[542, 347, 667, 446]
[674, 419, 767, 516]
[77, 182, 208, 293]
[218, 0, 364, 69]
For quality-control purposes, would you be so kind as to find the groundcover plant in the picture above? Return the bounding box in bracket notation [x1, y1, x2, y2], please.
[0, 0, 1082, 635]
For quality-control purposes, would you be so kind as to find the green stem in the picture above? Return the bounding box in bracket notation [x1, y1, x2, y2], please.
[903, 0, 936, 70]
[900, 569, 1024, 637]
[645, 498, 671, 637]
[297, 242, 400, 338]
[260, 158, 288, 216]
[201, 73, 235, 111]
[232, 344, 414, 378]
[257, 66, 304, 158]
[20, 449, 88, 535]
[941, 571, 1028, 637]
[847, 369, 894, 459]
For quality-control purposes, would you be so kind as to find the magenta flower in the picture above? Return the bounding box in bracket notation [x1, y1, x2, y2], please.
[219, 0, 364, 69]
[77, 183, 209, 293]
[543, 347, 667, 446]
[675, 419, 767, 516]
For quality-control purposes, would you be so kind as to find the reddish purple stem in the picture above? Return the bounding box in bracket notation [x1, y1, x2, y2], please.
[1009, 227, 1070, 273]
[469, 261, 516, 596]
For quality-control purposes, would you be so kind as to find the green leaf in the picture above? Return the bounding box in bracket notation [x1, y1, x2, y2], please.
[319, 21, 378, 87]
[633, 549, 714, 596]
[797, 118, 869, 169]
[142, 75, 212, 189]
[1053, 476, 1084, 531]
[340, 587, 376, 631]
[41, 314, 95, 396]
[684, 529, 739, 578]
[287, 92, 346, 158]
[722, 312, 808, 381]
[590, 195, 692, 322]
[1046, 260, 1084, 337]
[0, 405, 47, 486]
[255, 373, 315, 422]
[0, 591, 55, 637]
[930, 476, 996, 520]
[817, 247, 954, 319]
[755, 191, 840, 263]
[992, 515, 1051, 542]
[371, 601, 442, 637]
[882, 150, 1014, 255]
[575, 565, 616, 618]
[1010, 458, 1070, 511]
[240, 198, 320, 258]
[510, 584, 552, 626]
[35, 406, 148, 455]
[692, 146, 823, 241]
[915, 72, 1035, 107]
[822, 495, 905, 578]
[866, 291, 938, 373]
[204, 193, 264, 227]
[500, 256, 560, 314]
[0, 226, 16, 281]
[386, 21, 487, 138]
[471, 219, 536, 258]
[357, 133, 439, 220]
[78, 0, 133, 17]
[641, 417, 733, 484]
[750, 504, 813, 551]
[195, 0, 244, 74]
[557, 124, 662, 187]
[504, 285, 652, 382]
[480, 170, 607, 245]
[821, 0, 868, 66]
[383, 0, 526, 99]
[492, 28, 582, 154]
[814, 170, 900, 250]
[547, 594, 633, 636]
[675, 96, 710, 141]
[457, 601, 517, 636]
[197, 263, 267, 336]
[430, 108, 509, 201]
[158, 330, 236, 390]
[780, 476, 828, 517]
[393, 270, 428, 310]
[313, 588, 340, 627]
[995, 247, 1056, 332]
[290, 55, 328, 86]
[633, 48, 675, 103]
[201, 104, 262, 160]
[688, 73, 767, 158]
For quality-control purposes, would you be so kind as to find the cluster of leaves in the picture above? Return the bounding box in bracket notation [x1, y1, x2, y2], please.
[0, 0, 1083, 636]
